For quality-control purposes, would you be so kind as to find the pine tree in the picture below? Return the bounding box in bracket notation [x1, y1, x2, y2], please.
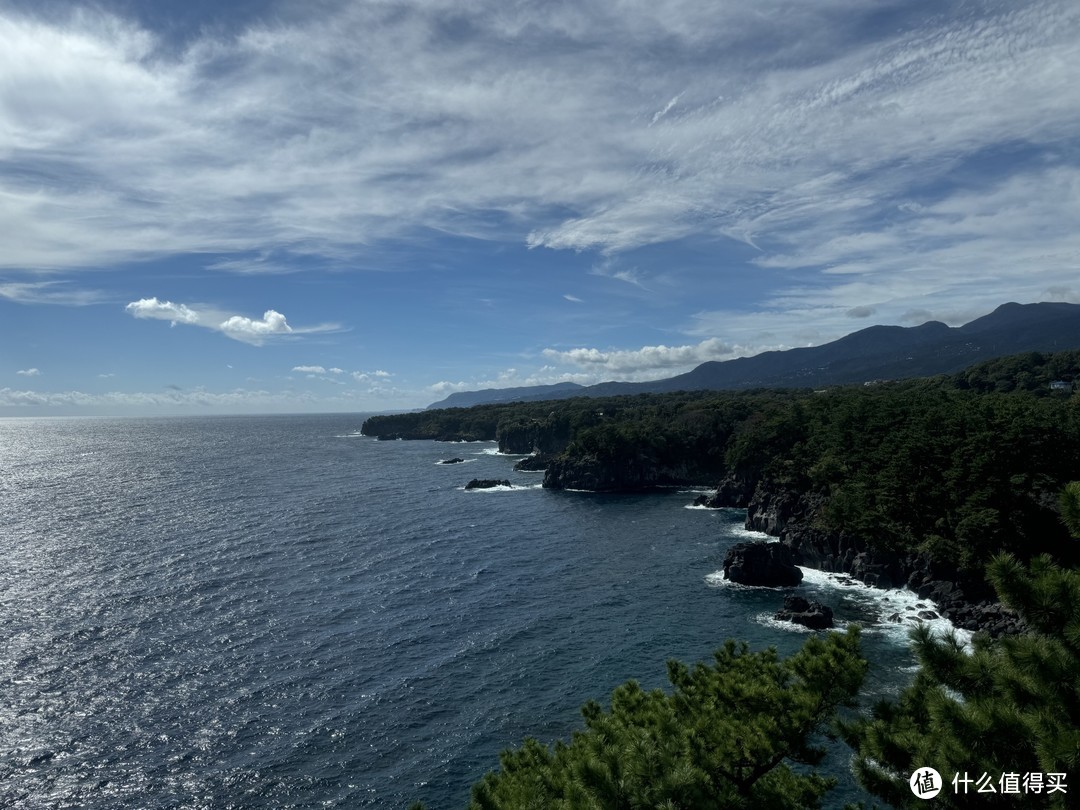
[843, 484, 1080, 808]
[464, 628, 865, 809]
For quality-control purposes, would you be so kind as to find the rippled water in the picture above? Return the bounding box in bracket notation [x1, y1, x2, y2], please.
[0, 414, 923, 808]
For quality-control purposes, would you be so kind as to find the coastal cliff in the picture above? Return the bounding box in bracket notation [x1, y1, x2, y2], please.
[711, 478, 1026, 636]
[544, 453, 708, 492]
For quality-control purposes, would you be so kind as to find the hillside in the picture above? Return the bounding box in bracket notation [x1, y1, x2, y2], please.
[427, 301, 1080, 408]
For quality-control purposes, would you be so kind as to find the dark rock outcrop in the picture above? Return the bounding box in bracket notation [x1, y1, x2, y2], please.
[544, 454, 707, 492]
[776, 595, 834, 630]
[723, 542, 803, 587]
[496, 417, 574, 456]
[464, 479, 512, 490]
[514, 454, 552, 472]
[439, 458, 465, 465]
[743, 479, 1025, 636]
[694, 472, 756, 508]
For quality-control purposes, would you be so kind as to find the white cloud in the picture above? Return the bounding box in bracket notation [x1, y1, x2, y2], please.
[125, 297, 338, 345]
[219, 310, 292, 340]
[16, 368, 41, 376]
[0, 383, 417, 414]
[564, 294, 584, 303]
[0, 281, 104, 305]
[351, 369, 393, 382]
[0, 2, 1075, 293]
[125, 297, 201, 326]
[543, 337, 733, 376]
[0, 0, 1077, 350]
[293, 365, 326, 374]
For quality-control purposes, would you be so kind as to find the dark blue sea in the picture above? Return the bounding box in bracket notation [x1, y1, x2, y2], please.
[0, 414, 941, 808]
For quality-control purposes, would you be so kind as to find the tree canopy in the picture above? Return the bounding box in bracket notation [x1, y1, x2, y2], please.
[462, 629, 865, 810]
[842, 488, 1080, 808]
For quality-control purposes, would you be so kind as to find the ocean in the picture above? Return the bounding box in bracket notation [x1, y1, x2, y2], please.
[0, 413, 948, 808]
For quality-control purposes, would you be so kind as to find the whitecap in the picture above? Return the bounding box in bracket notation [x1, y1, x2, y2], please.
[797, 567, 972, 646]
[460, 483, 545, 493]
[703, 572, 787, 591]
[704, 564, 972, 648]
[755, 611, 816, 634]
[730, 526, 776, 541]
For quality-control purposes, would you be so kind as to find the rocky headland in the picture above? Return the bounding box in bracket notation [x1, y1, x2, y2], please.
[706, 474, 1024, 637]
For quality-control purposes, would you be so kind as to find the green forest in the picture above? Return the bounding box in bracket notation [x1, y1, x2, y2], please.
[372, 350, 1080, 808]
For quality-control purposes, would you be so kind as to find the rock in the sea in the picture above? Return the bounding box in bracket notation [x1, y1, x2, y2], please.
[514, 455, 551, 472]
[723, 542, 803, 587]
[776, 595, 834, 630]
[439, 457, 465, 465]
[464, 479, 512, 490]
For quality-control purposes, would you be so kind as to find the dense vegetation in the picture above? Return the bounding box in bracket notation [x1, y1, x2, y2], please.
[842, 500, 1080, 808]
[365, 351, 1080, 578]
[383, 353, 1080, 808]
[411, 630, 865, 810]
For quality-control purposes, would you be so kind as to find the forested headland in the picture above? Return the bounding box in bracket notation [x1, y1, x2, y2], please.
[367, 350, 1080, 808]
[364, 350, 1080, 603]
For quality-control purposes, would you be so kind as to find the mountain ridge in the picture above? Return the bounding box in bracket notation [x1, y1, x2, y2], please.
[427, 302, 1080, 408]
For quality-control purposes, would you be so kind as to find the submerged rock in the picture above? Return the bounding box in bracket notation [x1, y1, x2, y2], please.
[723, 542, 803, 587]
[465, 479, 512, 490]
[439, 457, 465, 465]
[776, 595, 834, 630]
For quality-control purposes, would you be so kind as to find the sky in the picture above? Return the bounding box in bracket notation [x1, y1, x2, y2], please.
[2, 0, 1079, 415]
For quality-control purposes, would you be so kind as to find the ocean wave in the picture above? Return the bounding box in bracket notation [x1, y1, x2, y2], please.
[703, 565, 973, 647]
[730, 525, 775, 541]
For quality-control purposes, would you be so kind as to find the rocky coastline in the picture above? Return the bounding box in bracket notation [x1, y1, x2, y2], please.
[703, 474, 1024, 637]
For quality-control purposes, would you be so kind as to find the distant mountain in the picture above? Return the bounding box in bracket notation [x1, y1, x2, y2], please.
[429, 381, 584, 409]
[425, 302, 1080, 408]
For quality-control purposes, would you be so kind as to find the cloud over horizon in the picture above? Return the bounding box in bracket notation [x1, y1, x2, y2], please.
[2, 1, 1078, 413]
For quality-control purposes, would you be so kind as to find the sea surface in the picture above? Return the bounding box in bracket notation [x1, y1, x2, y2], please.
[0, 414, 950, 808]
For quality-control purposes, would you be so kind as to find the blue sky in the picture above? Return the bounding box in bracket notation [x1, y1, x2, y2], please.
[2, 0, 1079, 415]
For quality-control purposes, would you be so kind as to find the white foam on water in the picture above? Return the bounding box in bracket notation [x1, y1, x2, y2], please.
[460, 483, 545, 493]
[334, 431, 369, 438]
[704, 565, 972, 648]
[796, 567, 972, 647]
[683, 504, 716, 510]
[755, 612, 817, 634]
[731, 525, 776, 541]
[474, 447, 528, 456]
[703, 572, 786, 591]
[434, 458, 477, 465]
